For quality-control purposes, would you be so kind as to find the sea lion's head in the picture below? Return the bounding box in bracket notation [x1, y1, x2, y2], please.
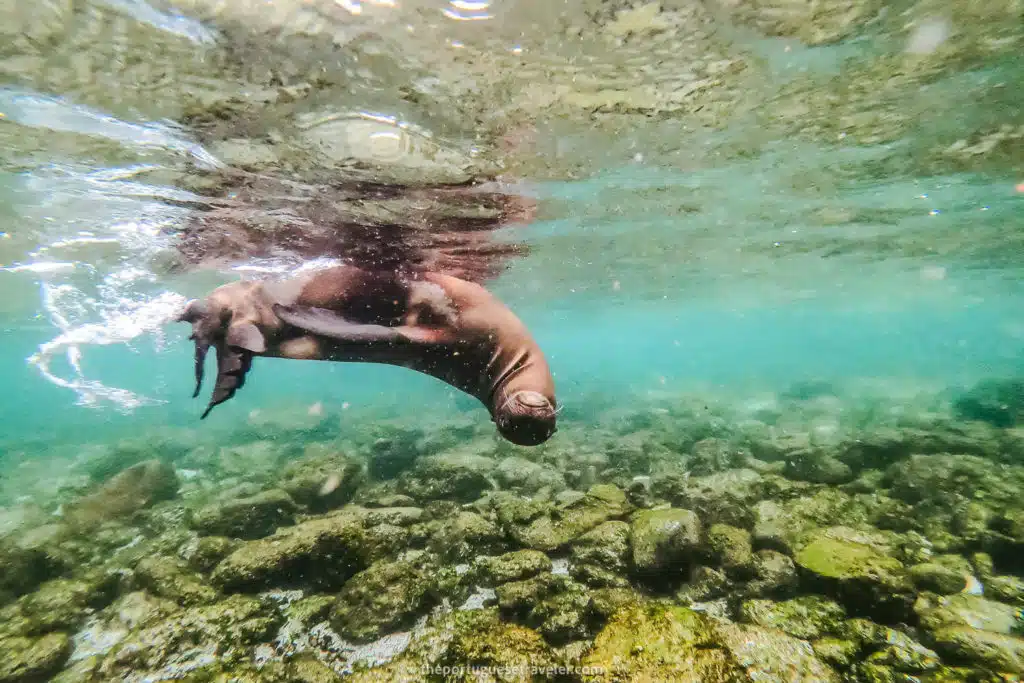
[493, 390, 557, 446]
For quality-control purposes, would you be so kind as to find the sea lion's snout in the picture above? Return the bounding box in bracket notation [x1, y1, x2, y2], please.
[494, 390, 557, 446]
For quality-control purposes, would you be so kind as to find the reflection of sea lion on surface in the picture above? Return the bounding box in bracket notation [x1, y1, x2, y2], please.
[177, 264, 557, 446]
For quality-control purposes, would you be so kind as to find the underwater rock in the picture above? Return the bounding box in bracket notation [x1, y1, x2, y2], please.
[511, 485, 631, 552]
[189, 488, 298, 540]
[0, 540, 66, 606]
[739, 596, 847, 640]
[580, 599, 840, 681]
[752, 488, 894, 556]
[783, 451, 854, 485]
[494, 457, 566, 495]
[279, 453, 364, 513]
[705, 523, 755, 579]
[17, 574, 118, 635]
[180, 536, 240, 574]
[986, 574, 1024, 606]
[654, 468, 766, 528]
[715, 0, 881, 46]
[472, 550, 552, 587]
[916, 594, 1023, 636]
[428, 511, 505, 562]
[345, 608, 553, 683]
[746, 549, 799, 598]
[578, 601, 738, 681]
[952, 378, 1024, 428]
[0, 632, 72, 683]
[630, 508, 701, 577]
[688, 437, 754, 476]
[795, 526, 915, 622]
[211, 509, 395, 592]
[330, 558, 441, 643]
[63, 460, 179, 529]
[910, 559, 972, 595]
[96, 594, 283, 680]
[134, 556, 220, 606]
[398, 453, 496, 503]
[676, 565, 732, 604]
[930, 627, 1024, 673]
[570, 521, 631, 588]
[837, 427, 998, 472]
[495, 574, 595, 644]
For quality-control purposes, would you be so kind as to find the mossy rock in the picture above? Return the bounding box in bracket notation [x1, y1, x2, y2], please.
[346, 608, 554, 682]
[495, 574, 597, 644]
[97, 595, 283, 680]
[189, 488, 298, 540]
[397, 453, 496, 503]
[915, 594, 1022, 635]
[579, 601, 743, 682]
[280, 454, 365, 513]
[739, 596, 846, 640]
[930, 627, 1024, 673]
[705, 523, 755, 578]
[17, 574, 118, 634]
[0, 541, 67, 605]
[472, 550, 552, 587]
[795, 526, 915, 622]
[210, 509, 399, 592]
[570, 520, 631, 588]
[330, 558, 442, 643]
[910, 561, 970, 595]
[654, 468, 766, 528]
[134, 556, 220, 606]
[0, 632, 72, 682]
[427, 511, 505, 562]
[183, 536, 239, 574]
[745, 549, 799, 598]
[952, 378, 1024, 428]
[511, 485, 631, 552]
[629, 507, 701, 577]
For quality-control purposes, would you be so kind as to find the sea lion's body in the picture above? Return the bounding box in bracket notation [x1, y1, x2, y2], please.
[179, 265, 557, 445]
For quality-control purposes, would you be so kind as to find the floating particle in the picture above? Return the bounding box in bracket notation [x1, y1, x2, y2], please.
[906, 17, 950, 55]
[612, 280, 621, 291]
[341, 401, 350, 410]
[920, 266, 946, 281]
[1016, 182, 1024, 193]
[308, 401, 324, 416]
[319, 473, 342, 496]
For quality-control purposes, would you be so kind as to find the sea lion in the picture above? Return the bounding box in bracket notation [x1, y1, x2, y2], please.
[176, 265, 557, 446]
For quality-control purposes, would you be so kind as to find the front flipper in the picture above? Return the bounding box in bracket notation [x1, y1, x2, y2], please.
[200, 343, 253, 419]
[273, 304, 408, 343]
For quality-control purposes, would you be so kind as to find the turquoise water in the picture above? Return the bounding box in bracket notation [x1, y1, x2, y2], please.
[2, 1, 1024, 679]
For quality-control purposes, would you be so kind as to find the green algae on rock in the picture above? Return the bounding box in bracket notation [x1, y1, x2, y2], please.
[330, 558, 443, 643]
[740, 596, 847, 640]
[134, 556, 220, 606]
[569, 520, 631, 588]
[511, 485, 631, 552]
[472, 550, 553, 587]
[62, 460, 180, 530]
[0, 632, 72, 683]
[795, 526, 915, 622]
[398, 453, 496, 503]
[629, 507, 701, 577]
[189, 488, 298, 540]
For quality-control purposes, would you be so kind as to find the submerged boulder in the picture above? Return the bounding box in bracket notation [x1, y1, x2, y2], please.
[570, 521, 631, 588]
[189, 488, 298, 540]
[511, 485, 631, 552]
[472, 550, 552, 587]
[330, 558, 443, 643]
[63, 460, 179, 529]
[794, 526, 915, 622]
[0, 632, 72, 683]
[398, 453, 496, 503]
[629, 508, 701, 577]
